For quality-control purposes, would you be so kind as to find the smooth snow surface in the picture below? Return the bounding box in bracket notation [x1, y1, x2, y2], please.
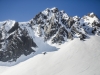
[0, 36, 100, 75]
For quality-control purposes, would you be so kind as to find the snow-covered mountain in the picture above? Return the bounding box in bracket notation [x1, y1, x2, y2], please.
[0, 36, 100, 75]
[0, 7, 100, 63]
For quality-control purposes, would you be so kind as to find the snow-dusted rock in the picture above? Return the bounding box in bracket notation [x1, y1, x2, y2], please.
[0, 7, 100, 62]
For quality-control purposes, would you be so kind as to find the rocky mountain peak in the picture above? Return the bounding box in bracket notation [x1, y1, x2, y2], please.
[0, 7, 100, 62]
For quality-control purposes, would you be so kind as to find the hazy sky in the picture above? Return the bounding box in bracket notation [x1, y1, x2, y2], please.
[0, 0, 100, 21]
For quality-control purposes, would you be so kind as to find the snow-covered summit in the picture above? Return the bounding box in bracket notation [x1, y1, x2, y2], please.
[30, 7, 100, 43]
[0, 7, 100, 62]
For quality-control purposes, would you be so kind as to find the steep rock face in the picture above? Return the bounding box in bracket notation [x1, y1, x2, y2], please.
[0, 21, 37, 62]
[0, 7, 100, 62]
[30, 7, 100, 43]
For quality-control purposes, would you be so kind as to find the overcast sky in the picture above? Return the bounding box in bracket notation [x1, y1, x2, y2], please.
[0, 0, 100, 21]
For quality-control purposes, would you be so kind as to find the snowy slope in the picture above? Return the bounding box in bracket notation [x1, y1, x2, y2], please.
[0, 36, 100, 75]
[0, 7, 100, 75]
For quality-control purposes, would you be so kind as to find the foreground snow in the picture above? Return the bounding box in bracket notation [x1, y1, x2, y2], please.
[0, 36, 100, 75]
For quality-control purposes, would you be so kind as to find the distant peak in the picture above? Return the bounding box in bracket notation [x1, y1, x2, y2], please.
[90, 12, 94, 15]
[60, 10, 65, 13]
[87, 12, 96, 18]
[51, 7, 58, 10]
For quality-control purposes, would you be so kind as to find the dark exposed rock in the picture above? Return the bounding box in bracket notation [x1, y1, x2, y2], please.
[88, 13, 95, 18]
[0, 31, 2, 40]
[68, 17, 75, 28]
[68, 32, 73, 40]
[93, 21, 100, 27]
[92, 27, 96, 34]
[0, 24, 37, 62]
[79, 34, 86, 40]
[8, 22, 19, 33]
[43, 15, 47, 19]
[7, 34, 13, 40]
[52, 33, 65, 44]
[52, 7, 59, 13]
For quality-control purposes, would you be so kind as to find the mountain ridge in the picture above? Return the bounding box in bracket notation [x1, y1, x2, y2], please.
[0, 7, 100, 62]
